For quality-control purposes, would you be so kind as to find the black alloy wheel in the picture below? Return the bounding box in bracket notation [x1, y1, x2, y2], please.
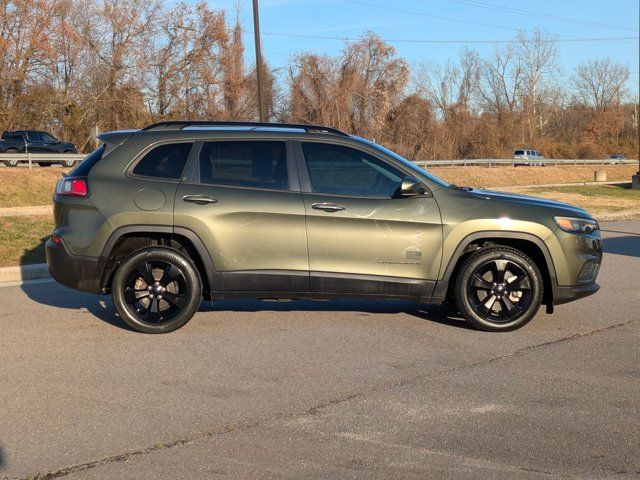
[454, 246, 543, 331]
[112, 248, 202, 333]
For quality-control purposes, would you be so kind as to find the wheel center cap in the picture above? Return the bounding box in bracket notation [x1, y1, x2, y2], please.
[493, 284, 506, 295]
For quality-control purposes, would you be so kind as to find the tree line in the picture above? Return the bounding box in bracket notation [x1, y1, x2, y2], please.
[1, 0, 637, 158]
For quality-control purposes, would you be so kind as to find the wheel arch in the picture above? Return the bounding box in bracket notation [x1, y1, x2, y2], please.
[96, 225, 223, 295]
[434, 231, 558, 307]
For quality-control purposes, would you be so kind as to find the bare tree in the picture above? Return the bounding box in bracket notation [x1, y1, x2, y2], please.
[516, 29, 559, 139]
[479, 44, 521, 119]
[571, 58, 630, 110]
[415, 47, 480, 120]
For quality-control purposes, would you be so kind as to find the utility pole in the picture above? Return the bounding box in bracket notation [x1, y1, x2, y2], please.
[252, 0, 265, 122]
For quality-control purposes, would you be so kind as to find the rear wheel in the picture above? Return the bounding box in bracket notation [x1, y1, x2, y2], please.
[454, 246, 543, 331]
[2, 149, 20, 167]
[112, 248, 202, 334]
[38, 162, 51, 167]
[61, 154, 75, 168]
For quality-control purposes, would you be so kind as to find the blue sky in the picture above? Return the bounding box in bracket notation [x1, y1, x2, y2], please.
[212, 0, 639, 95]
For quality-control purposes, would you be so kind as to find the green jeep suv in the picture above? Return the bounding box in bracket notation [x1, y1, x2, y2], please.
[45, 121, 602, 333]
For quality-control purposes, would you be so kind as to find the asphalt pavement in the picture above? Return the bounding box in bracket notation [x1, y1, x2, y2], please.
[0, 221, 638, 479]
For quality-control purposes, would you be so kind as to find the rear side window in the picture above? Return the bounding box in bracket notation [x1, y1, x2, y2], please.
[199, 141, 288, 190]
[133, 143, 192, 179]
[69, 145, 105, 177]
[2, 132, 23, 140]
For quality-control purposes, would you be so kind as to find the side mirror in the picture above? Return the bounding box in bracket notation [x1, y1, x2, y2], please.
[399, 176, 429, 197]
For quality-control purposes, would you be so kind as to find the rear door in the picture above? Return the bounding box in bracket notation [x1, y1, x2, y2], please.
[174, 139, 308, 294]
[296, 141, 442, 298]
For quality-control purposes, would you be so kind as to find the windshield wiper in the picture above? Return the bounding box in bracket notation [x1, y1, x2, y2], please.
[450, 184, 473, 191]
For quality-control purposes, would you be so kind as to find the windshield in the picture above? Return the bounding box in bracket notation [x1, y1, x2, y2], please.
[353, 137, 449, 188]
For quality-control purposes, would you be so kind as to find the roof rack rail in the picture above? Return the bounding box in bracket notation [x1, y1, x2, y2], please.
[141, 120, 348, 136]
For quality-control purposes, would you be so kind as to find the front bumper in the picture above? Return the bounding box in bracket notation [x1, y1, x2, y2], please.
[553, 282, 600, 305]
[45, 238, 101, 293]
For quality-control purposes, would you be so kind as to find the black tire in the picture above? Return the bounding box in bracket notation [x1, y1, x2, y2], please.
[454, 246, 543, 332]
[3, 149, 20, 167]
[38, 162, 51, 167]
[112, 248, 202, 334]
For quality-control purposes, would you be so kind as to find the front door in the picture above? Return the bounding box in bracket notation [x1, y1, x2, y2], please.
[297, 141, 442, 298]
[174, 139, 308, 293]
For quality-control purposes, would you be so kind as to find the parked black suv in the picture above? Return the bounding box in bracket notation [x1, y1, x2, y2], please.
[0, 130, 77, 167]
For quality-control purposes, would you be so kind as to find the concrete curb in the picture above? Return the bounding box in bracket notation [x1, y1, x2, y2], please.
[595, 210, 640, 222]
[0, 263, 50, 283]
[495, 180, 631, 190]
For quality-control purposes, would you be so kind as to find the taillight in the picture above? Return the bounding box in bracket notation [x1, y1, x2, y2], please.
[55, 177, 88, 197]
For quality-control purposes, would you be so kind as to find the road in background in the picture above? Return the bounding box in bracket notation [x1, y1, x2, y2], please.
[0, 221, 638, 479]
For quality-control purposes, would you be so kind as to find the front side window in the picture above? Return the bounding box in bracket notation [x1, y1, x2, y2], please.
[26, 132, 42, 142]
[199, 141, 288, 190]
[133, 142, 192, 179]
[301, 142, 403, 197]
[41, 133, 57, 143]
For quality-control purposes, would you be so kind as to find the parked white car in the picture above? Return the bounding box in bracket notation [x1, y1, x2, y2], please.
[512, 149, 545, 166]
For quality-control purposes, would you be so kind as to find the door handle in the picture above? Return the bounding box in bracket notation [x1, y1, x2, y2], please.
[312, 202, 345, 212]
[182, 194, 218, 205]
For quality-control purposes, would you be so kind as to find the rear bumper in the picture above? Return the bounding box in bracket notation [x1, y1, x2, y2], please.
[45, 238, 101, 293]
[553, 282, 600, 305]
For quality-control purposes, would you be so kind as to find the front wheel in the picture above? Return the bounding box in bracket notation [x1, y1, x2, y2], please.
[454, 246, 543, 331]
[112, 248, 202, 333]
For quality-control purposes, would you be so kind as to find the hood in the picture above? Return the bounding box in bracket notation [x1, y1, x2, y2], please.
[468, 188, 592, 218]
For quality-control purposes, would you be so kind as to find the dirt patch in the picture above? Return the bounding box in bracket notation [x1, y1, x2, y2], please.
[429, 165, 637, 188]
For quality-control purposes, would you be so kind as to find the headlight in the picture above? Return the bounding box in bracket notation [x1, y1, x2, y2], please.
[554, 216, 599, 234]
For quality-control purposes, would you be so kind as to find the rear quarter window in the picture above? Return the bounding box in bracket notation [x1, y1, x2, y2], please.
[132, 143, 192, 180]
[514, 150, 524, 155]
[68, 145, 105, 177]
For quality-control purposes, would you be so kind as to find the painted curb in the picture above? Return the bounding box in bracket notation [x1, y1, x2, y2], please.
[0, 263, 50, 283]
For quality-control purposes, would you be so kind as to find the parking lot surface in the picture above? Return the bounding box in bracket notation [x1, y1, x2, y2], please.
[0, 220, 638, 479]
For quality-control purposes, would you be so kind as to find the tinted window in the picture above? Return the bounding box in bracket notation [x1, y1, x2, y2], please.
[514, 150, 524, 155]
[133, 143, 191, 179]
[199, 141, 288, 190]
[26, 132, 42, 141]
[69, 145, 105, 177]
[2, 132, 23, 141]
[301, 142, 403, 197]
[41, 133, 56, 142]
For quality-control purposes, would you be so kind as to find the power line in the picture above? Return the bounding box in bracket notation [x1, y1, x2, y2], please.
[440, 0, 639, 33]
[256, 31, 639, 45]
[340, 0, 635, 42]
[341, 0, 518, 34]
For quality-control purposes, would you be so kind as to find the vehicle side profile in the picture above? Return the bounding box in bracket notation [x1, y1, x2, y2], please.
[1, 130, 77, 167]
[46, 121, 602, 333]
[512, 149, 545, 166]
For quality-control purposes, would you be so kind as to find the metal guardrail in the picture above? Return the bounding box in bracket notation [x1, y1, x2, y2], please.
[0, 153, 636, 170]
[414, 158, 638, 167]
[0, 153, 85, 169]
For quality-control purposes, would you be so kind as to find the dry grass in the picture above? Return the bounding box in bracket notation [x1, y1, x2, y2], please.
[429, 165, 637, 188]
[0, 165, 64, 207]
[0, 215, 53, 266]
[522, 184, 640, 216]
